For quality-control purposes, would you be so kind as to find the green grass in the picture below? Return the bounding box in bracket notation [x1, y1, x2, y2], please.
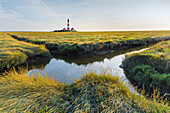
[0, 31, 170, 112]
[7, 31, 170, 55]
[0, 70, 169, 112]
[0, 33, 50, 71]
[7, 31, 170, 44]
[122, 40, 170, 98]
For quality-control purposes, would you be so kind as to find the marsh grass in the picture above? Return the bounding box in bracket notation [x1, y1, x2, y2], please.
[0, 69, 169, 113]
[0, 33, 50, 71]
[123, 40, 170, 99]
[8, 31, 170, 55]
[8, 31, 170, 45]
[0, 31, 170, 112]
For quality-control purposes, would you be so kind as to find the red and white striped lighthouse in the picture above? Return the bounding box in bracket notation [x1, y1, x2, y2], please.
[67, 19, 70, 31]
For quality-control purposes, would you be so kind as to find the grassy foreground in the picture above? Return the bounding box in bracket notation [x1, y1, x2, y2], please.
[122, 41, 170, 98]
[0, 33, 50, 71]
[0, 70, 169, 112]
[8, 31, 170, 55]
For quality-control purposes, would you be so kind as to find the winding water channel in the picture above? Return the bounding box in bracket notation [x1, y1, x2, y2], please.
[24, 46, 149, 93]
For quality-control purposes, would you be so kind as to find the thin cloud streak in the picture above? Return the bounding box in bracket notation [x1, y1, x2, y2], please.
[25, 0, 66, 18]
[0, 0, 170, 31]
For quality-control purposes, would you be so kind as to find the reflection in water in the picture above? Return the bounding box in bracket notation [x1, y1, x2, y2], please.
[18, 57, 51, 72]
[29, 56, 125, 84]
[51, 46, 147, 66]
[27, 46, 149, 93]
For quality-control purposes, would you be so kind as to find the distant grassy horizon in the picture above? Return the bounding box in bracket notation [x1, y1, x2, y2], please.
[1, 30, 170, 32]
[8, 31, 170, 55]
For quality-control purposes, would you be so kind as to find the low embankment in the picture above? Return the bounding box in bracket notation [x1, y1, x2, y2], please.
[8, 31, 170, 56]
[0, 33, 50, 72]
[11, 35, 170, 56]
[0, 70, 169, 112]
[122, 41, 170, 99]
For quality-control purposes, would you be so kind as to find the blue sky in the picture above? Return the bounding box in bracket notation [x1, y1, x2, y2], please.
[0, 0, 170, 31]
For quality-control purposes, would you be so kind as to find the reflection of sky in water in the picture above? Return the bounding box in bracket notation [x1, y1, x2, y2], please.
[28, 48, 148, 94]
[29, 54, 126, 84]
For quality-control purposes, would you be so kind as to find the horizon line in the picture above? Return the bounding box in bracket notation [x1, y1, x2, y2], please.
[1, 29, 170, 32]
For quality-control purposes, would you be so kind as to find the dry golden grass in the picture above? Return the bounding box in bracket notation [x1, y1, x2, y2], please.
[7, 31, 170, 55]
[0, 32, 50, 71]
[8, 31, 170, 44]
[0, 69, 169, 112]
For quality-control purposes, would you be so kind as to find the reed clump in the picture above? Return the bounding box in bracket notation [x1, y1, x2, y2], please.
[0, 70, 169, 112]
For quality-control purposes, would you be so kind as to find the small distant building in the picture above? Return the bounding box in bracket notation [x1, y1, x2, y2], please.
[63, 28, 66, 31]
[71, 28, 75, 31]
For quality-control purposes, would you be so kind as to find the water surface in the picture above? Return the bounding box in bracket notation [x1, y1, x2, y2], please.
[25, 46, 149, 93]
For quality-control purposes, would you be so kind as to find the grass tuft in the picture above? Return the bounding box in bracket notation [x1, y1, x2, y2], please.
[0, 70, 169, 112]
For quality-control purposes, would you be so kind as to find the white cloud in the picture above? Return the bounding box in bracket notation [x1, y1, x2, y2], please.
[0, 2, 40, 30]
[25, 0, 65, 18]
[0, 0, 62, 30]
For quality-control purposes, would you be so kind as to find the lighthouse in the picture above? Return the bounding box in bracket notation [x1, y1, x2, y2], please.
[67, 19, 70, 31]
[54, 19, 76, 32]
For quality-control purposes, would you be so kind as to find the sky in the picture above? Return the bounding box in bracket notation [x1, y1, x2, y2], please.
[0, 0, 170, 31]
